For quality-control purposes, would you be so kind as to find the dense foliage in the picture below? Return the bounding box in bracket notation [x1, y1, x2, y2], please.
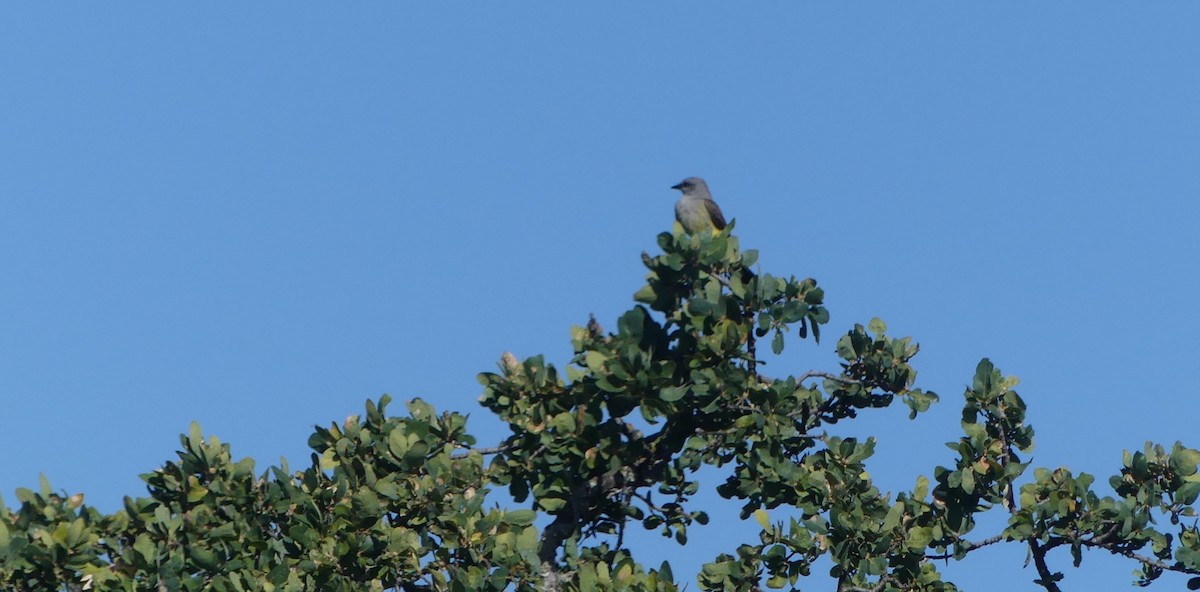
[3, 226, 1199, 591]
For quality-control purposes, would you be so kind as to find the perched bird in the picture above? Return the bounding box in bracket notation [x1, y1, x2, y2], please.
[671, 177, 727, 234]
[500, 352, 521, 376]
[586, 313, 605, 338]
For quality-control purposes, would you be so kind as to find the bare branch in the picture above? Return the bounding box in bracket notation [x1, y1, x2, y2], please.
[924, 534, 1006, 560]
[451, 443, 513, 459]
[798, 371, 862, 385]
[1082, 538, 1200, 576]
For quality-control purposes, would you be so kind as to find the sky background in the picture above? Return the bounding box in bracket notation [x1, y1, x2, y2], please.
[3, 4, 1199, 590]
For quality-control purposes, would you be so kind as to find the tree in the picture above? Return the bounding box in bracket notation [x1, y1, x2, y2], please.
[3, 226, 1199, 592]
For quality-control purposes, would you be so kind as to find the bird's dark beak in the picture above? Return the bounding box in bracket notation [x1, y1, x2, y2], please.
[670, 182, 683, 190]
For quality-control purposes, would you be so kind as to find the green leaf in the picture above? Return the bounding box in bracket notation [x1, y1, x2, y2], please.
[506, 509, 537, 526]
[914, 475, 930, 500]
[907, 526, 934, 551]
[1177, 482, 1200, 505]
[1172, 446, 1200, 477]
[633, 284, 657, 304]
[187, 484, 209, 503]
[134, 534, 157, 564]
[585, 350, 608, 371]
[388, 429, 410, 458]
[835, 334, 855, 360]
[403, 439, 431, 465]
[566, 365, 586, 383]
[550, 412, 576, 433]
[406, 397, 435, 421]
[658, 561, 674, 583]
[754, 509, 770, 529]
[882, 503, 905, 531]
[772, 331, 784, 355]
[191, 546, 221, 571]
[780, 301, 805, 324]
[972, 358, 996, 394]
[618, 308, 648, 341]
[65, 517, 85, 548]
[188, 421, 204, 449]
[804, 287, 825, 305]
[659, 386, 687, 402]
[961, 469, 975, 494]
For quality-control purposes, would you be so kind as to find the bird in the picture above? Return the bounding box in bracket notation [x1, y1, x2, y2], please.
[671, 177, 727, 234]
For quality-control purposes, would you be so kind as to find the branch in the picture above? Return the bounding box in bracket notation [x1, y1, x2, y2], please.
[537, 501, 582, 592]
[613, 417, 644, 442]
[1028, 539, 1063, 592]
[451, 443, 512, 460]
[841, 575, 898, 592]
[1087, 523, 1121, 546]
[631, 490, 666, 515]
[1081, 537, 1200, 576]
[540, 482, 632, 583]
[537, 467, 640, 592]
[924, 534, 1006, 560]
[797, 371, 862, 386]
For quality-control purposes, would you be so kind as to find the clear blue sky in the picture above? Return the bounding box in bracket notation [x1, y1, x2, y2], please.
[3, 4, 1198, 590]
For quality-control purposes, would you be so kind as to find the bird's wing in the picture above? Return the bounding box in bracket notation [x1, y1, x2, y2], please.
[705, 199, 727, 230]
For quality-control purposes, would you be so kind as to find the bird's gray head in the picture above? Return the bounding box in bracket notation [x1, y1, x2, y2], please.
[671, 177, 710, 198]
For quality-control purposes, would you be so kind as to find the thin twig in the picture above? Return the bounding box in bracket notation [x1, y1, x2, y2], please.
[924, 534, 1006, 560]
[798, 371, 862, 385]
[451, 443, 512, 460]
[1082, 538, 1200, 576]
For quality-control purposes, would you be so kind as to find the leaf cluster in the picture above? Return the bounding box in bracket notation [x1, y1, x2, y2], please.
[3, 227, 1198, 592]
